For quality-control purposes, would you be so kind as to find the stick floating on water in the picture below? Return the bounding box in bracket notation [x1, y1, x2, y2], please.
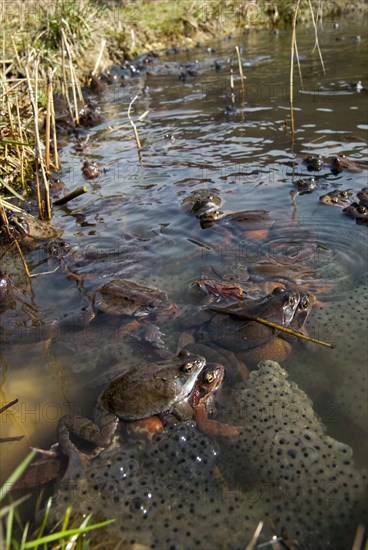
[53, 186, 88, 206]
[208, 306, 333, 348]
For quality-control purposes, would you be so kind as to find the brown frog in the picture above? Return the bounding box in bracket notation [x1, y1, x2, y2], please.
[190, 363, 240, 436]
[191, 277, 247, 304]
[303, 155, 325, 172]
[54, 279, 176, 348]
[58, 350, 206, 477]
[319, 189, 353, 207]
[343, 202, 368, 225]
[357, 187, 368, 208]
[330, 155, 363, 174]
[82, 160, 104, 179]
[201, 287, 313, 367]
[181, 189, 224, 228]
[1, 206, 60, 242]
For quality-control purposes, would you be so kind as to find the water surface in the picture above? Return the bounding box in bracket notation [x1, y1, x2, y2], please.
[1, 18, 367, 548]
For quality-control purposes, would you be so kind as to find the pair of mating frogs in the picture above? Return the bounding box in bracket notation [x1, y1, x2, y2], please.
[58, 350, 238, 478]
[319, 187, 368, 224]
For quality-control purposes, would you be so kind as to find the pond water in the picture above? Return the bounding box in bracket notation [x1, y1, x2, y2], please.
[1, 17, 367, 549]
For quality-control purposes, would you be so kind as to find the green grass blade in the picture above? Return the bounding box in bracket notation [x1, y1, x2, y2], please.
[0, 138, 30, 146]
[33, 497, 52, 547]
[0, 451, 36, 502]
[6, 504, 14, 549]
[22, 519, 114, 548]
[20, 522, 30, 550]
[0, 179, 26, 201]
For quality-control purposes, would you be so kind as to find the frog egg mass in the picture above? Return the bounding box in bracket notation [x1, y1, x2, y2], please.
[52, 361, 366, 549]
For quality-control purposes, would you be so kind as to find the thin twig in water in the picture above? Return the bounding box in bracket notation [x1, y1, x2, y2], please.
[208, 305, 333, 348]
[308, 0, 325, 73]
[127, 95, 143, 161]
[30, 265, 60, 278]
[235, 46, 245, 93]
[13, 238, 31, 279]
[0, 399, 19, 415]
[245, 520, 264, 550]
[53, 186, 88, 206]
[229, 59, 235, 105]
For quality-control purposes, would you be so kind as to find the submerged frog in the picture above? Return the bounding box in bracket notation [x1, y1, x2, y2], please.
[292, 178, 317, 194]
[303, 155, 325, 171]
[58, 350, 206, 477]
[343, 202, 368, 225]
[57, 279, 176, 348]
[201, 287, 313, 367]
[357, 187, 368, 208]
[82, 160, 104, 179]
[181, 189, 224, 228]
[319, 189, 353, 207]
[330, 155, 363, 174]
[191, 277, 247, 304]
[91, 279, 174, 318]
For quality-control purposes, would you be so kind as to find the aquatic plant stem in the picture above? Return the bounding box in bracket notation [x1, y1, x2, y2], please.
[61, 27, 80, 125]
[53, 186, 88, 206]
[235, 46, 245, 94]
[25, 63, 51, 220]
[92, 38, 106, 76]
[290, 0, 301, 139]
[128, 94, 143, 162]
[308, 0, 325, 73]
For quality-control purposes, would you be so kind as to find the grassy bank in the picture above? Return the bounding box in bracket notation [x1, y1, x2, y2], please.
[0, 0, 366, 203]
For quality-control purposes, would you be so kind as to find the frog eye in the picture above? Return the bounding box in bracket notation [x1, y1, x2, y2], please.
[183, 362, 194, 373]
[332, 197, 339, 203]
[205, 372, 214, 384]
[357, 205, 366, 213]
[300, 297, 309, 309]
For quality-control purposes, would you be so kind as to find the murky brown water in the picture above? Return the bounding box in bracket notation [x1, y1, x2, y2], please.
[1, 18, 367, 549]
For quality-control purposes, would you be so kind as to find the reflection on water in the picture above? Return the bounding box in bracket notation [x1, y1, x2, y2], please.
[1, 18, 367, 548]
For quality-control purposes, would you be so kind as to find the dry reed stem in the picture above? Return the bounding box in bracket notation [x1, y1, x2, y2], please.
[45, 79, 51, 171]
[49, 73, 60, 170]
[92, 38, 106, 76]
[229, 60, 235, 104]
[290, 0, 301, 139]
[14, 94, 25, 190]
[53, 186, 88, 206]
[25, 64, 51, 219]
[308, 0, 325, 73]
[235, 46, 245, 93]
[61, 26, 83, 124]
[294, 38, 303, 90]
[245, 521, 264, 550]
[127, 95, 143, 161]
[61, 33, 74, 122]
[13, 238, 31, 279]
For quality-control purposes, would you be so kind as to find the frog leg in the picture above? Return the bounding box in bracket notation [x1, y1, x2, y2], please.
[58, 406, 118, 479]
[115, 319, 165, 348]
[194, 403, 241, 437]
